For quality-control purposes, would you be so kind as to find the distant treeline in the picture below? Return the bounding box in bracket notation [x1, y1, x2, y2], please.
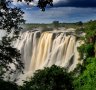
[23, 20, 96, 30]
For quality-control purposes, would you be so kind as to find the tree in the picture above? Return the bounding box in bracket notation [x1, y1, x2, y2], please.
[20, 65, 74, 90]
[0, 79, 19, 90]
[76, 21, 83, 26]
[17, 0, 53, 11]
[78, 43, 95, 60]
[0, 0, 53, 80]
[53, 21, 59, 29]
[74, 58, 96, 90]
[0, 0, 25, 79]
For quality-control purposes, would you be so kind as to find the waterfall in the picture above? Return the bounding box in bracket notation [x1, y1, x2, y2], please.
[15, 30, 80, 83]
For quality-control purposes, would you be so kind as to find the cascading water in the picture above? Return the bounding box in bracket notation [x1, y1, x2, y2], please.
[15, 29, 81, 83]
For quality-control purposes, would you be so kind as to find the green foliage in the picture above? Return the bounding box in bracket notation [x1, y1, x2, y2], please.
[1, 2, 96, 90]
[84, 21, 96, 44]
[73, 20, 96, 90]
[76, 21, 83, 26]
[0, 79, 19, 90]
[86, 21, 96, 30]
[78, 43, 95, 60]
[20, 65, 74, 90]
[53, 21, 59, 29]
[74, 58, 96, 90]
[17, 0, 53, 11]
[0, 0, 24, 79]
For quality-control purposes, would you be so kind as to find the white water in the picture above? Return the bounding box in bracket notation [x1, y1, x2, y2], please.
[15, 29, 81, 83]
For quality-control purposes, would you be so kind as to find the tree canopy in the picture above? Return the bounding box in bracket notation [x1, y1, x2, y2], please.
[20, 65, 74, 90]
[0, 0, 25, 79]
[17, 0, 53, 11]
[74, 58, 96, 90]
[0, 0, 53, 11]
[0, 0, 53, 82]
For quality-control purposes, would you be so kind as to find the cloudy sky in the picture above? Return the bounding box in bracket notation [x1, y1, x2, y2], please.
[11, 0, 96, 23]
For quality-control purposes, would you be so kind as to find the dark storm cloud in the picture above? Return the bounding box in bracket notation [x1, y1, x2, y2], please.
[54, 0, 96, 8]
